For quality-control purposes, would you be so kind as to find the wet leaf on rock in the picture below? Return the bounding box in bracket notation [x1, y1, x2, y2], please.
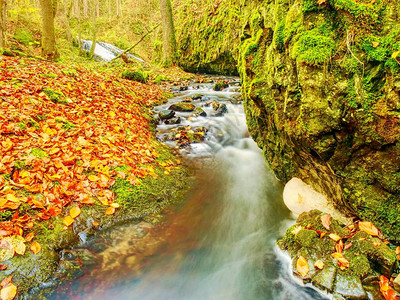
[329, 233, 341, 241]
[0, 282, 17, 300]
[296, 256, 309, 277]
[320, 214, 331, 230]
[63, 216, 74, 227]
[69, 207, 81, 219]
[359, 221, 379, 236]
[30, 241, 41, 254]
[314, 260, 325, 270]
[379, 275, 398, 300]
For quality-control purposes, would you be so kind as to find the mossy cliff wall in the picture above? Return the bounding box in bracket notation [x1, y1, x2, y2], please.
[175, 0, 400, 241]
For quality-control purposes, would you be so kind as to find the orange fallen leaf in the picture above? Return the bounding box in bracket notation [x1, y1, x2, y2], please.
[24, 233, 35, 242]
[321, 214, 331, 230]
[336, 240, 344, 254]
[296, 256, 309, 277]
[30, 241, 41, 254]
[49, 148, 61, 155]
[0, 283, 17, 300]
[372, 41, 380, 48]
[63, 216, 74, 227]
[379, 275, 398, 300]
[314, 260, 325, 270]
[105, 207, 115, 215]
[329, 233, 341, 241]
[69, 207, 81, 219]
[359, 221, 379, 236]
[109, 202, 120, 208]
[92, 221, 99, 227]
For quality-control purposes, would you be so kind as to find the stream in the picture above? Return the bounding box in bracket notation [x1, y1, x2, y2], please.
[47, 77, 329, 300]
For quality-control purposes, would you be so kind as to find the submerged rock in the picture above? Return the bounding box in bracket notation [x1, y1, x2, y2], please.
[193, 107, 207, 117]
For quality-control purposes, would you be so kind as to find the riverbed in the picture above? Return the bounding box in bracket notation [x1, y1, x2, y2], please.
[46, 77, 329, 300]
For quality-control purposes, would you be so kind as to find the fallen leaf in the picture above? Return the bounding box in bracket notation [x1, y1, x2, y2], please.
[0, 265, 7, 271]
[379, 275, 398, 300]
[321, 214, 331, 230]
[30, 241, 41, 254]
[88, 175, 99, 182]
[336, 240, 344, 254]
[314, 260, 325, 270]
[0, 283, 17, 300]
[372, 41, 380, 48]
[359, 221, 379, 236]
[69, 207, 81, 219]
[329, 233, 341, 241]
[63, 216, 74, 227]
[296, 256, 309, 277]
[24, 233, 35, 242]
[109, 202, 120, 208]
[344, 242, 353, 250]
[92, 221, 99, 227]
[105, 206, 115, 215]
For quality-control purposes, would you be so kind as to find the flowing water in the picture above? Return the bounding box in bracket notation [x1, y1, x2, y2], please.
[48, 78, 329, 300]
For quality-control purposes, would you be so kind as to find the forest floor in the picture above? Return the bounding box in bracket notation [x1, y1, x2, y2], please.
[0, 55, 194, 298]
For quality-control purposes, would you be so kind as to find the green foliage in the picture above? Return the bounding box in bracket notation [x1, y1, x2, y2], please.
[13, 28, 34, 45]
[43, 88, 68, 105]
[31, 148, 48, 158]
[332, 0, 387, 22]
[17, 122, 27, 130]
[121, 70, 149, 83]
[292, 29, 336, 64]
[28, 118, 40, 130]
[62, 121, 76, 130]
[302, 0, 321, 13]
[153, 75, 167, 84]
[14, 160, 27, 170]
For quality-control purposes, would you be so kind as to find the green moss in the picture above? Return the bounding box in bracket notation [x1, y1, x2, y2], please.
[302, 0, 321, 13]
[17, 122, 27, 130]
[348, 255, 371, 278]
[121, 70, 149, 83]
[14, 160, 27, 170]
[332, 0, 387, 22]
[0, 210, 13, 222]
[13, 28, 34, 45]
[62, 121, 76, 130]
[292, 29, 336, 64]
[31, 148, 48, 158]
[28, 118, 40, 130]
[43, 88, 68, 105]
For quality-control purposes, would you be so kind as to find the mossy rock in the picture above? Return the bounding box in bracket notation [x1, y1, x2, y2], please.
[168, 102, 195, 112]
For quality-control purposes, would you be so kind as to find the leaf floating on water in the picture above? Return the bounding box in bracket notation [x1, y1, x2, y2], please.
[0, 283, 17, 300]
[296, 256, 309, 277]
[359, 221, 379, 236]
[321, 214, 331, 230]
[329, 233, 341, 241]
[30, 241, 41, 254]
[314, 260, 325, 270]
[63, 216, 74, 227]
[69, 207, 81, 219]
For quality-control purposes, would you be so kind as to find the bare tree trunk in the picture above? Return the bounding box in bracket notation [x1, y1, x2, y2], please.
[88, 0, 96, 58]
[159, 0, 177, 66]
[82, 0, 87, 17]
[107, 0, 111, 22]
[62, 0, 73, 43]
[39, 0, 59, 60]
[0, 0, 6, 49]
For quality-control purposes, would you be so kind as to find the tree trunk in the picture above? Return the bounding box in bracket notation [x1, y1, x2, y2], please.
[159, 0, 177, 66]
[0, 0, 6, 49]
[39, 0, 59, 60]
[88, 0, 96, 58]
[62, 0, 73, 43]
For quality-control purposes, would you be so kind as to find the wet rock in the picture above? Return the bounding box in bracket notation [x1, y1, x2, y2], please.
[215, 103, 228, 116]
[202, 96, 210, 102]
[311, 265, 336, 292]
[229, 94, 242, 104]
[213, 80, 229, 91]
[164, 117, 181, 125]
[192, 94, 203, 101]
[334, 272, 366, 299]
[204, 100, 213, 107]
[159, 110, 175, 120]
[193, 107, 207, 117]
[182, 97, 193, 103]
[56, 260, 84, 280]
[74, 248, 95, 266]
[394, 274, 400, 293]
[179, 85, 188, 91]
[169, 102, 195, 112]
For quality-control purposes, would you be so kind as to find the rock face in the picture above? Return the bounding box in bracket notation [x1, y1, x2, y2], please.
[176, 0, 400, 242]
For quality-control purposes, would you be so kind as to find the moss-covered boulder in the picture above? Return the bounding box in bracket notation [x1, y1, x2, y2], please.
[168, 102, 196, 112]
[278, 210, 398, 299]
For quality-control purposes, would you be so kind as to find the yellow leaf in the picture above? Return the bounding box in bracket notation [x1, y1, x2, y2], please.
[314, 260, 325, 270]
[49, 148, 60, 155]
[109, 111, 116, 117]
[63, 216, 74, 227]
[0, 199, 7, 207]
[329, 233, 341, 241]
[105, 207, 115, 215]
[19, 171, 30, 178]
[69, 207, 81, 219]
[320, 214, 331, 230]
[109, 203, 120, 208]
[1, 283, 17, 300]
[296, 256, 309, 277]
[5, 195, 19, 203]
[372, 41, 379, 48]
[30, 241, 41, 254]
[88, 175, 99, 182]
[359, 221, 379, 236]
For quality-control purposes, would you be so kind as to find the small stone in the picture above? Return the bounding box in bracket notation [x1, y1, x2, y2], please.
[164, 117, 181, 125]
[192, 94, 202, 101]
[334, 272, 366, 299]
[159, 110, 175, 120]
[168, 102, 195, 112]
[193, 107, 207, 117]
[311, 265, 336, 292]
[394, 274, 400, 293]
